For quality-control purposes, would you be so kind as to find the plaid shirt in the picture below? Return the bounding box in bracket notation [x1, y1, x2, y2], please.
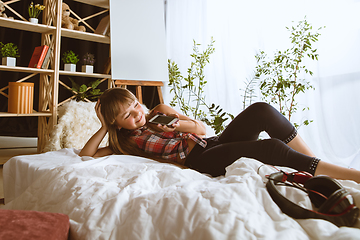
[130, 126, 207, 163]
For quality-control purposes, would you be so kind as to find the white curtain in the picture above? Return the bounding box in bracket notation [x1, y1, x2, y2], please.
[164, 0, 360, 169]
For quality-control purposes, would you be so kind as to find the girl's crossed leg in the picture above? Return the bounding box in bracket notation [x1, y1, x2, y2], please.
[186, 102, 360, 182]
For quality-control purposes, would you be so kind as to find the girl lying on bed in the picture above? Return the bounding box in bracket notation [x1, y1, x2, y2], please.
[80, 88, 360, 183]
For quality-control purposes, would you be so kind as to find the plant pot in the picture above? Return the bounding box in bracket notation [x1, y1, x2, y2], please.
[8, 82, 34, 114]
[2, 57, 16, 67]
[81, 65, 94, 73]
[64, 63, 76, 72]
[29, 18, 38, 24]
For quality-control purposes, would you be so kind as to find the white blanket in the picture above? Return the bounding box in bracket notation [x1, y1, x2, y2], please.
[2, 148, 360, 240]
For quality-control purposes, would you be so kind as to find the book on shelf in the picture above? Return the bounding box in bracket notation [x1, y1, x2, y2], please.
[28, 45, 49, 69]
[41, 47, 52, 69]
[94, 15, 110, 36]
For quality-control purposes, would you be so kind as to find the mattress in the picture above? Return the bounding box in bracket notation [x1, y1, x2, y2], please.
[2, 148, 360, 240]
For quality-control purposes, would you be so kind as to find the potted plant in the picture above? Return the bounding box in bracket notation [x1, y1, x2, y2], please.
[255, 17, 324, 128]
[62, 50, 79, 72]
[168, 38, 234, 135]
[0, 42, 20, 67]
[81, 52, 95, 73]
[28, 2, 45, 24]
[68, 77, 103, 101]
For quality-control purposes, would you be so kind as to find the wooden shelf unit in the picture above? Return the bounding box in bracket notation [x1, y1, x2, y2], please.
[0, 17, 56, 33]
[0, 65, 54, 74]
[59, 70, 110, 78]
[61, 28, 110, 44]
[0, 0, 111, 152]
[0, 112, 52, 117]
[114, 80, 164, 105]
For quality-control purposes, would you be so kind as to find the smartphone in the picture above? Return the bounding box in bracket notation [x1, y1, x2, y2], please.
[149, 114, 179, 126]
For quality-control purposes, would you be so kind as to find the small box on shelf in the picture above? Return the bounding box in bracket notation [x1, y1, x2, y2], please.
[81, 65, 93, 73]
[1, 57, 16, 67]
[64, 63, 76, 72]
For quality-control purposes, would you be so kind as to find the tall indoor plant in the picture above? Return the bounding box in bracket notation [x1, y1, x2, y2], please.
[168, 38, 234, 135]
[255, 17, 324, 128]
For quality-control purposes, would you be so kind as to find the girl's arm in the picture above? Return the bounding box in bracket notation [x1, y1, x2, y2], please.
[149, 104, 207, 136]
[79, 126, 113, 157]
[79, 101, 114, 157]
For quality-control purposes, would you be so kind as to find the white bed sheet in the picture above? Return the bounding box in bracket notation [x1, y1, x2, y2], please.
[3, 148, 84, 203]
[2, 148, 360, 240]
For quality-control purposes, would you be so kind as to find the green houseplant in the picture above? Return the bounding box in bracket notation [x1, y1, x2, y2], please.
[68, 77, 103, 101]
[28, 2, 45, 24]
[62, 50, 79, 72]
[168, 38, 234, 135]
[240, 71, 260, 110]
[0, 42, 20, 67]
[255, 17, 324, 128]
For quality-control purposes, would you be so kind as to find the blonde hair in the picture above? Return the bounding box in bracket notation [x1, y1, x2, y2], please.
[99, 88, 185, 168]
[99, 88, 141, 155]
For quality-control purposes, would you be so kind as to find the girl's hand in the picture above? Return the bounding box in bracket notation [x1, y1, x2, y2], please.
[95, 100, 106, 128]
[156, 113, 180, 132]
[149, 104, 207, 136]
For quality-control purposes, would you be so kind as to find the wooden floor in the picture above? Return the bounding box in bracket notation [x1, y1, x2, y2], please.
[0, 136, 38, 204]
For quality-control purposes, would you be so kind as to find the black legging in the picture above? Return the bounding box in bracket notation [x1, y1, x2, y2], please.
[185, 102, 320, 177]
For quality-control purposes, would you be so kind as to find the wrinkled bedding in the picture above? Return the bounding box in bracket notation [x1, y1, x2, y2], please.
[2, 148, 360, 240]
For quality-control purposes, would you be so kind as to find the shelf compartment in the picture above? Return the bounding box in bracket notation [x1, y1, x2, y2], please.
[0, 19, 109, 44]
[0, 18, 55, 34]
[0, 112, 52, 117]
[61, 28, 110, 44]
[0, 65, 54, 74]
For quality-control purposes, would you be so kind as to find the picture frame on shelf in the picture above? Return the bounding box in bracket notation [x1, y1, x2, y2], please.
[94, 15, 110, 36]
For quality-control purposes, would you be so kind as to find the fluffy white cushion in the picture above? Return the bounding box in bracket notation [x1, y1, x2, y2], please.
[43, 101, 108, 152]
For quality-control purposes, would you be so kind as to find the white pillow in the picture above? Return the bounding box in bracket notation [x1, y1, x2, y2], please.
[43, 101, 107, 152]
